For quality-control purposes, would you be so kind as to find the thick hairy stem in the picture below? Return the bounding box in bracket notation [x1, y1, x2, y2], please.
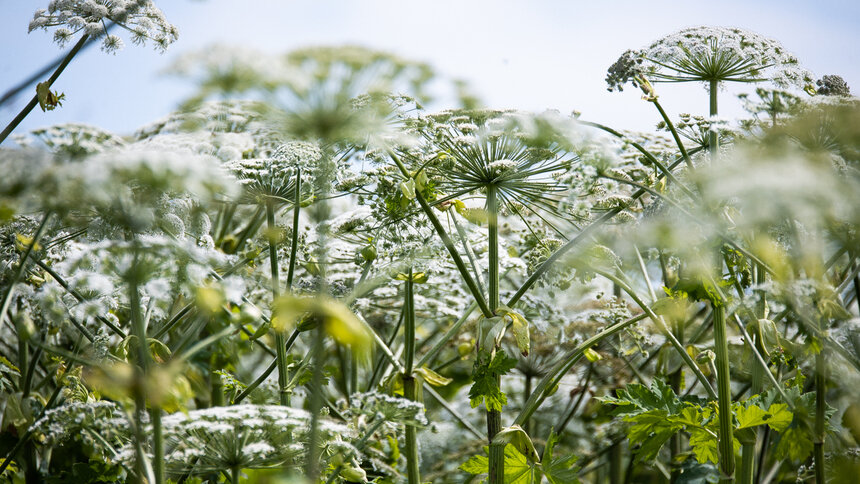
[713, 303, 735, 483]
[150, 407, 164, 484]
[402, 268, 420, 483]
[404, 376, 421, 484]
[486, 185, 504, 484]
[0, 34, 89, 145]
[814, 349, 826, 484]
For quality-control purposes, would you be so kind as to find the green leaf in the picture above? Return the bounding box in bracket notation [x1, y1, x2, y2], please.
[625, 410, 682, 462]
[736, 402, 792, 432]
[460, 454, 489, 475]
[496, 304, 530, 356]
[414, 366, 452, 387]
[688, 427, 719, 464]
[503, 444, 539, 484]
[469, 350, 518, 412]
[774, 425, 814, 461]
[493, 425, 539, 463]
[541, 429, 581, 484]
[598, 378, 682, 416]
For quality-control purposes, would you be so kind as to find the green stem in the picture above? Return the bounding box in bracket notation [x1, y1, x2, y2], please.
[286, 169, 302, 291]
[451, 210, 487, 298]
[652, 99, 694, 170]
[233, 330, 300, 404]
[404, 266, 416, 375]
[814, 348, 826, 484]
[265, 200, 290, 407]
[0, 34, 89, 145]
[388, 150, 492, 318]
[599, 270, 717, 400]
[486, 185, 504, 484]
[404, 375, 421, 484]
[713, 303, 735, 483]
[150, 407, 164, 484]
[231, 465, 240, 484]
[709, 79, 719, 158]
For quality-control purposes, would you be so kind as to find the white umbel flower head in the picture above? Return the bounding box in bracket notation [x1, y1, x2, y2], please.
[29, 0, 179, 53]
[607, 26, 814, 91]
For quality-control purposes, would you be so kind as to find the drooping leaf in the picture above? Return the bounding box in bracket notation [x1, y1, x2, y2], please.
[414, 366, 453, 387]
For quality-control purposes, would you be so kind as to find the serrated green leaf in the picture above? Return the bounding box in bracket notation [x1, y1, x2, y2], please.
[541, 428, 580, 484]
[688, 427, 719, 464]
[469, 351, 518, 412]
[736, 402, 792, 432]
[625, 410, 681, 462]
[599, 378, 682, 416]
[460, 453, 489, 475]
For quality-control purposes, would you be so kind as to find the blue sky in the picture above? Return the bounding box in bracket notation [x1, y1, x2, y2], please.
[2, 0, 858, 138]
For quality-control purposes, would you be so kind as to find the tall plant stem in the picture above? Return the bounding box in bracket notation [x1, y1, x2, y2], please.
[814, 348, 826, 484]
[740, 265, 766, 484]
[129, 246, 160, 484]
[402, 266, 421, 483]
[709, 79, 719, 158]
[713, 303, 735, 484]
[0, 34, 89, 145]
[265, 200, 290, 406]
[486, 184, 504, 484]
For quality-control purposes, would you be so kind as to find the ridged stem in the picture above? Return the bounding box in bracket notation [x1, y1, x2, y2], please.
[713, 303, 735, 483]
[486, 184, 504, 484]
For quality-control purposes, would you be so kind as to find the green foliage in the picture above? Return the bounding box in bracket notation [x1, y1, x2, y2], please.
[600, 378, 799, 465]
[469, 350, 518, 412]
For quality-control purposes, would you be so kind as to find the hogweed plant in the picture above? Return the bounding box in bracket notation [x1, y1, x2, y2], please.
[1, 5, 860, 484]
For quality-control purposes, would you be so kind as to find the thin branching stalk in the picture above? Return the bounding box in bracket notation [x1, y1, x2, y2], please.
[507, 151, 700, 308]
[388, 150, 492, 318]
[651, 99, 694, 169]
[0, 35, 89, 145]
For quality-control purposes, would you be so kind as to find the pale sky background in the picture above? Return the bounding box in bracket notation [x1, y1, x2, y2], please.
[1, 0, 858, 139]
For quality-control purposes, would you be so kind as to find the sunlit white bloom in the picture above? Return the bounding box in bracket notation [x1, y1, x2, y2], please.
[29, 0, 178, 52]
